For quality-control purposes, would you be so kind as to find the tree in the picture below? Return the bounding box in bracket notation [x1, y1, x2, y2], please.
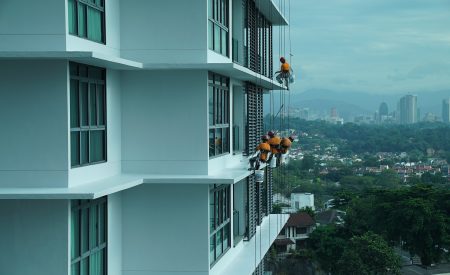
[301, 155, 315, 171]
[308, 225, 347, 274]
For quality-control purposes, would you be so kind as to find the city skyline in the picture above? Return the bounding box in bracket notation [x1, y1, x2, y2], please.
[285, 0, 450, 94]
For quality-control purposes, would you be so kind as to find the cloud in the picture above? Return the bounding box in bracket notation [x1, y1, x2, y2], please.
[283, 0, 450, 93]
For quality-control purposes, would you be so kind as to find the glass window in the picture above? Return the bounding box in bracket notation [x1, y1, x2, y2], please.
[70, 62, 106, 167]
[208, 73, 230, 158]
[68, 0, 105, 44]
[71, 198, 107, 275]
[208, 0, 229, 56]
[209, 185, 231, 266]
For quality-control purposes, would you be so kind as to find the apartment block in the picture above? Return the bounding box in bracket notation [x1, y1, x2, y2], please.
[0, 0, 289, 275]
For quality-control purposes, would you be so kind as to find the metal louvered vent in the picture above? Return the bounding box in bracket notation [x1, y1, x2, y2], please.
[245, 82, 264, 156]
[244, 0, 273, 78]
[247, 175, 257, 239]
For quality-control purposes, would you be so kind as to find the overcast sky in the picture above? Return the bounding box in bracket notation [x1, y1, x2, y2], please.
[275, 0, 450, 94]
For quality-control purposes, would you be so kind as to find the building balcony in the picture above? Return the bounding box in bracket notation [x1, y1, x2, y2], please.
[210, 213, 289, 275]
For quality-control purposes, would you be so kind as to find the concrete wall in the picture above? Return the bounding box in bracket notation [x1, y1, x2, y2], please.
[0, 0, 66, 51]
[108, 192, 123, 275]
[0, 60, 69, 188]
[69, 69, 122, 187]
[66, 0, 121, 57]
[120, 0, 208, 63]
[122, 184, 210, 275]
[121, 70, 208, 175]
[0, 200, 69, 275]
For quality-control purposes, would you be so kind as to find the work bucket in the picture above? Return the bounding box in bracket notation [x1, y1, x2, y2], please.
[270, 156, 277, 168]
[255, 170, 264, 183]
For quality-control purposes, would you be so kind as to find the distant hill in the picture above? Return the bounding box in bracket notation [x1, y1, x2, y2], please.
[264, 89, 450, 120]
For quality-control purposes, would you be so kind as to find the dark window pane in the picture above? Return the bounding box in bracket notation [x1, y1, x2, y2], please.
[215, 128, 223, 155]
[81, 208, 89, 253]
[71, 209, 80, 260]
[71, 262, 80, 275]
[81, 131, 89, 164]
[79, 65, 88, 77]
[90, 130, 105, 163]
[80, 83, 89, 126]
[68, 0, 77, 34]
[223, 127, 229, 153]
[97, 86, 105, 126]
[221, 29, 228, 56]
[87, 7, 103, 42]
[210, 235, 215, 264]
[70, 80, 80, 128]
[209, 129, 215, 157]
[70, 63, 78, 76]
[78, 3, 87, 37]
[214, 24, 221, 52]
[80, 257, 88, 275]
[208, 21, 214, 50]
[223, 224, 229, 250]
[89, 84, 97, 126]
[216, 230, 223, 257]
[89, 205, 98, 249]
[209, 86, 214, 126]
[99, 202, 106, 244]
[71, 132, 80, 166]
[88, 67, 103, 80]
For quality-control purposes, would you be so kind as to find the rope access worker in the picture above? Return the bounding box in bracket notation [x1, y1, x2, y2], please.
[255, 135, 271, 163]
[280, 136, 294, 154]
[267, 131, 281, 155]
[249, 135, 271, 170]
[275, 57, 291, 90]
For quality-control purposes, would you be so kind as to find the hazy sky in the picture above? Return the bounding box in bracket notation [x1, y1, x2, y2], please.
[276, 0, 450, 94]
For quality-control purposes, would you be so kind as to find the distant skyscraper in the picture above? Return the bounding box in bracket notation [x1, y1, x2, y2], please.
[399, 95, 418, 124]
[443, 98, 450, 123]
[330, 107, 337, 118]
[379, 102, 388, 117]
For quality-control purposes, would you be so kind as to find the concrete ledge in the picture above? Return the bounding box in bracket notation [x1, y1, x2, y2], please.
[0, 166, 256, 199]
[0, 51, 143, 70]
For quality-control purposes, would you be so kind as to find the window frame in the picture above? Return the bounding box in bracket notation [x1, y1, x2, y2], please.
[209, 184, 231, 266]
[209, 72, 230, 158]
[71, 197, 108, 275]
[70, 62, 107, 168]
[208, 0, 229, 56]
[68, 0, 106, 44]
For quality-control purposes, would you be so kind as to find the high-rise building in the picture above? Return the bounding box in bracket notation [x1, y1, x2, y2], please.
[443, 98, 450, 123]
[0, 1, 289, 274]
[378, 102, 388, 122]
[399, 95, 418, 124]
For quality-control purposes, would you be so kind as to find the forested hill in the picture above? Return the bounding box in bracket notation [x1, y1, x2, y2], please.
[266, 117, 450, 155]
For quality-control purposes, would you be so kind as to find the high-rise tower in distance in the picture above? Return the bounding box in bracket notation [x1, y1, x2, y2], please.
[399, 95, 418, 124]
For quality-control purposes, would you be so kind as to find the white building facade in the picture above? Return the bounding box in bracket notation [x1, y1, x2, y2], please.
[0, 0, 289, 275]
[291, 193, 315, 211]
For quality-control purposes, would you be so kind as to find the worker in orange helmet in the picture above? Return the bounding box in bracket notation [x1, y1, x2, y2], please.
[275, 57, 291, 90]
[280, 136, 294, 154]
[267, 131, 281, 155]
[255, 135, 271, 163]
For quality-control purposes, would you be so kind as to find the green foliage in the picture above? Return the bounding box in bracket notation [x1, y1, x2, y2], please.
[344, 185, 450, 266]
[274, 118, 450, 154]
[308, 225, 347, 273]
[308, 226, 400, 274]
